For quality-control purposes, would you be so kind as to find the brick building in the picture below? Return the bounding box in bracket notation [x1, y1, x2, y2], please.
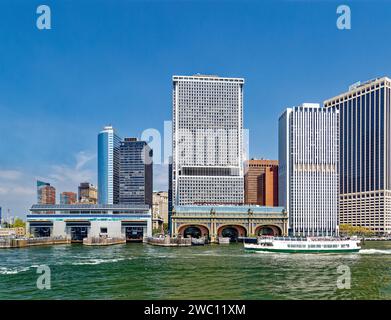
[244, 159, 278, 206]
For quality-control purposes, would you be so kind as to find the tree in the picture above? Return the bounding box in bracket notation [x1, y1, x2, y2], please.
[12, 218, 26, 229]
[339, 224, 374, 237]
[163, 223, 169, 235]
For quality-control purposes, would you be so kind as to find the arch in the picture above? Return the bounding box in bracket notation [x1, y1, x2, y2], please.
[255, 225, 282, 236]
[178, 224, 210, 239]
[217, 225, 247, 242]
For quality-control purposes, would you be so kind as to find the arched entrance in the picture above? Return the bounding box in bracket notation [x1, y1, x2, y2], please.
[184, 226, 202, 238]
[222, 227, 238, 241]
[178, 224, 210, 239]
[255, 225, 282, 236]
[218, 225, 247, 242]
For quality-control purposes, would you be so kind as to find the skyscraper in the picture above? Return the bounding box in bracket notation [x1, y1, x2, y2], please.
[60, 192, 77, 205]
[37, 180, 56, 205]
[172, 75, 244, 206]
[119, 138, 153, 206]
[244, 159, 279, 206]
[78, 182, 98, 204]
[98, 126, 121, 204]
[279, 103, 339, 237]
[168, 156, 173, 234]
[324, 77, 391, 235]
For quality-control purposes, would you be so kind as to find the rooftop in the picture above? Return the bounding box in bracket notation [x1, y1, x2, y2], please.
[172, 75, 245, 83]
[30, 204, 150, 210]
[324, 76, 391, 104]
[175, 205, 286, 213]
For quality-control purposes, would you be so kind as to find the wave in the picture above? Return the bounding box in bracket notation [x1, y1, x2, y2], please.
[71, 258, 126, 265]
[0, 266, 30, 275]
[360, 249, 391, 255]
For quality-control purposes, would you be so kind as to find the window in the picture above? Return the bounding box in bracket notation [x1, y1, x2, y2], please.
[100, 227, 108, 234]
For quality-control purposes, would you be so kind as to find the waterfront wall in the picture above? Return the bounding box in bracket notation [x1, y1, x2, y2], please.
[0, 237, 70, 249]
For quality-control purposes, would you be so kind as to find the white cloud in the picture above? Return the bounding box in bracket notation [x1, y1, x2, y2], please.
[75, 151, 96, 170]
[0, 150, 96, 218]
[0, 170, 22, 180]
[46, 151, 96, 190]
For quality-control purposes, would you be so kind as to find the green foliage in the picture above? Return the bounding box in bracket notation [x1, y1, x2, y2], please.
[339, 224, 374, 237]
[12, 218, 26, 228]
[152, 228, 162, 236]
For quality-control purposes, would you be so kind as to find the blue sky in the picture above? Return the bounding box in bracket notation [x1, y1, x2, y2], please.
[1, 0, 391, 218]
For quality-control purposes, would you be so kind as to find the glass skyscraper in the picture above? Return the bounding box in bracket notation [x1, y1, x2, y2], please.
[279, 104, 339, 236]
[98, 126, 121, 204]
[119, 138, 153, 206]
[324, 77, 391, 235]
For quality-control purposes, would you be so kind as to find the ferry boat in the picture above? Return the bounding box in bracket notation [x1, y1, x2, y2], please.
[244, 236, 361, 253]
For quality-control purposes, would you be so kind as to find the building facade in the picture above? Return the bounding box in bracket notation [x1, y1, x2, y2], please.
[152, 191, 168, 230]
[60, 192, 77, 205]
[171, 205, 288, 242]
[98, 126, 121, 205]
[28, 204, 152, 241]
[279, 103, 339, 236]
[119, 138, 153, 206]
[324, 77, 391, 235]
[172, 75, 244, 206]
[0, 227, 25, 237]
[78, 182, 98, 204]
[244, 159, 279, 206]
[168, 156, 173, 234]
[37, 181, 56, 205]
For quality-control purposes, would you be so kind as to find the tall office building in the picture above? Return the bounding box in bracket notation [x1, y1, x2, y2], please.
[244, 159, 279, 206]
[172, 75, 244, 206]
[78, 182, 98, 204]
[279, 103, 339, 236]
[60, 192, 77, 205]
[119, 138, 153, 206]
[324, 77, 391, 235]
[168, 156, 173, 234]
[98, 126, 121, 204]
[37, 180, 56, 205]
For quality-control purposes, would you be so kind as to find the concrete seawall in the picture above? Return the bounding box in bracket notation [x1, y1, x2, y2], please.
[0, 237, 70, 249]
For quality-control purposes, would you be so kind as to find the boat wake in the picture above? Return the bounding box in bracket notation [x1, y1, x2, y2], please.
[71, 258, 126, 265]
[0, 266, 30, 275]
[359, 249, 391, 255]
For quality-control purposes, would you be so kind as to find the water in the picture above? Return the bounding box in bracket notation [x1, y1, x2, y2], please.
[1, 241, 391, 299]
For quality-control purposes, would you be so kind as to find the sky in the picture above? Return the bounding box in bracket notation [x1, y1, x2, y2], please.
[1, 0, 391, 219]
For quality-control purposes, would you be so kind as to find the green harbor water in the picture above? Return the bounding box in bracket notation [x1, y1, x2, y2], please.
[1, 241, 391, 300]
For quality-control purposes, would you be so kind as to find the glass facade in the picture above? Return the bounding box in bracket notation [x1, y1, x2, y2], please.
[98, 126, 121, 204]
[119, 138, 153, 206]
[324, 77, 391, 234]
[279, 104, 339, 237]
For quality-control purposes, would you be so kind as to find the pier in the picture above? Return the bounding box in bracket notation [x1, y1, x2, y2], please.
[0, 236, 70, 249]
[144, 236, 192, 247]
[83, 237, 126, 246]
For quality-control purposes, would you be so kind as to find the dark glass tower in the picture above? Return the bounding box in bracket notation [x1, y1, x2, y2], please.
[324, 77, 391, 235]
[119, 138, 153, 206]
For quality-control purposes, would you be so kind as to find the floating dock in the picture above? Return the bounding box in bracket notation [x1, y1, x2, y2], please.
[218, 237, 230, 244]
[83, 237, 126, 246]
[144, 236, 192, 247]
